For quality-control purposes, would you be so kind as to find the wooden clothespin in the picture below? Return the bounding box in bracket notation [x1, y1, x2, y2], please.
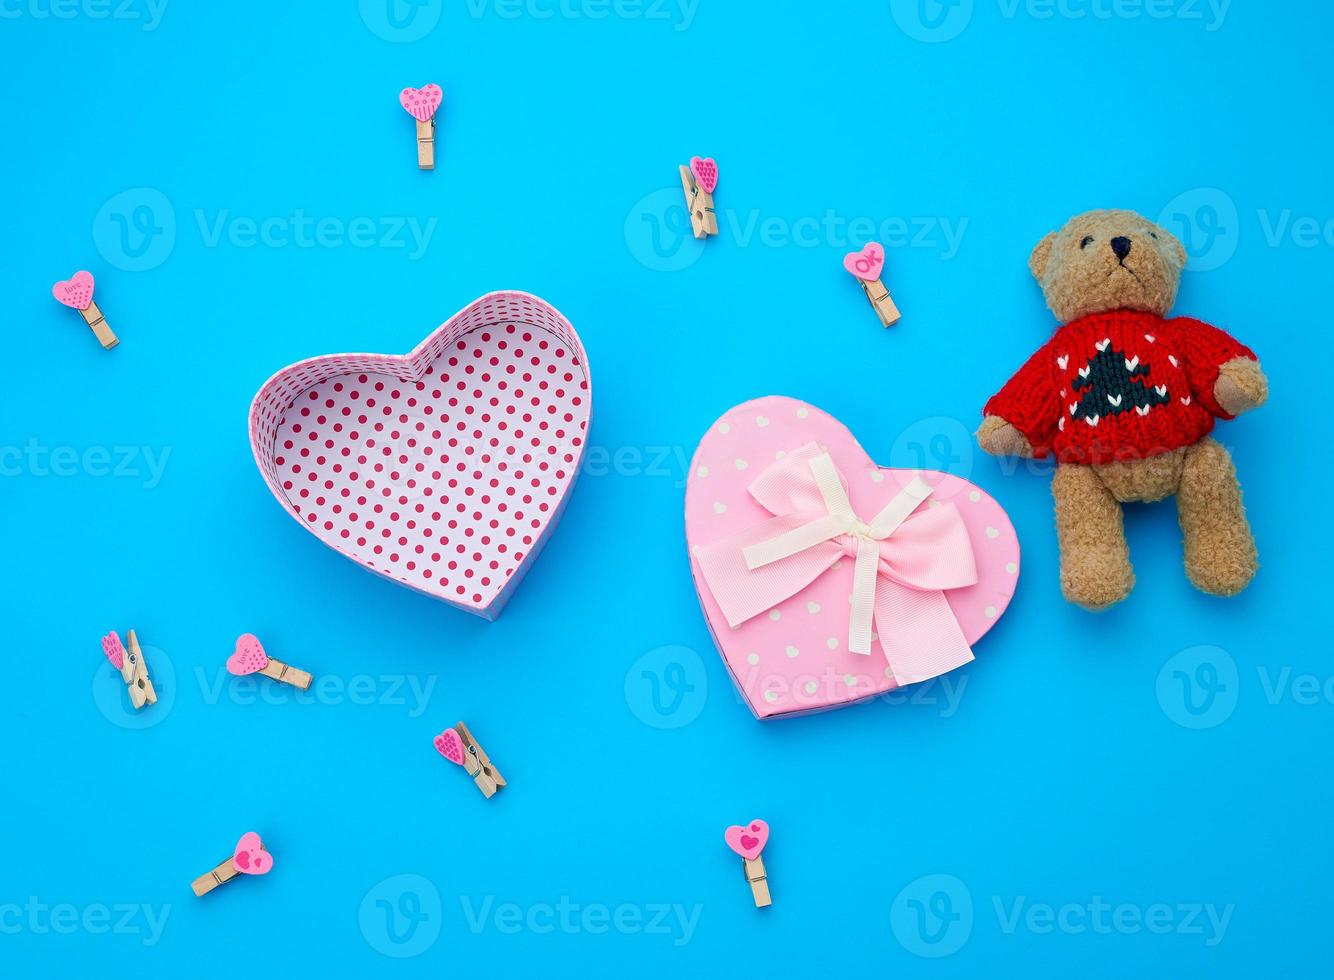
[844, 242, 901, 327]
[434, 721, 506, 798]
[724, 819, 771, 907]
[100, 630, 157, 710]
[192, 832, 274, 897]
[226, 634, 313, 690]
[399, 84, 442, 170]
[679, 156, 719, 239]
[53, 270, 117, 349]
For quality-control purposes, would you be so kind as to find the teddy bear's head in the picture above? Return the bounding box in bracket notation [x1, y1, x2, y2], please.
[1029, 209, 1187, 324]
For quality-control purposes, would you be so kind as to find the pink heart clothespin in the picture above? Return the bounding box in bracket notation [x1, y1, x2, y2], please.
[680, 155, 720, 239]
[400, 84, 442, 170]
[724, 819, 772, 907]
[192, 832, 273, 897]
[52, 270, 117, 349]
[433, 722, 506, 799]
[227, 634, 313, 691]
[100, 629, 156, 710]
[843, 243, 901, 328]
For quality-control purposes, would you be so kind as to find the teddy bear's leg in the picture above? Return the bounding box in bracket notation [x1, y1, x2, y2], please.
[1052, 464, 1135, 610]
[1177, 437, 1258, 596]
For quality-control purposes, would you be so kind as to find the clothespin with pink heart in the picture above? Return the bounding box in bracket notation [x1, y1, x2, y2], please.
[400, 83, 442, 170]
[52, 270, 117, 349]
[192, 832, 274, 897]
[434, 722, 506, 798]
[844, 242, 901, 327]
[725, 819, 772, 907]
[679, 156, 719, 239]
[100, 630, 156, 710]
[226, 634, 314, 691]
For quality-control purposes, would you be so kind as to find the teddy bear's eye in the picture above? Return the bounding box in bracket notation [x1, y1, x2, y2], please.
[1080, 236, 1094, 249]
[1150, 232, 1159, 240]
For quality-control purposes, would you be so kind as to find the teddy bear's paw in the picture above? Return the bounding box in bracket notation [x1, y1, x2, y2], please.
[1060, 553, 1135, 611]
[976, 415, 1033, 458]
[1184, 528, 1258, 597]
[1214, 357, 1269, 416]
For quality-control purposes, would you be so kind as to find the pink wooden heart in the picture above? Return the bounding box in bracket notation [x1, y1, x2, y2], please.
[248, 292, 590, 620]
[233, 832, 273, 875]
[400, 84, 442, 122]
[843, 242, 885, 281]
[434, 728, 465, 765]
[227, 634, 269, 676]
[101, 632, 124, 670]
[53, 270, 95, 310]
[689, 156, 718, 194]
[685, 397, 1020, 720]
[724, 820, 769, 860]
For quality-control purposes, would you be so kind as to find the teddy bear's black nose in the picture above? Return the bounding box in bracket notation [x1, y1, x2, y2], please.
[1111, 236, 1133, 261]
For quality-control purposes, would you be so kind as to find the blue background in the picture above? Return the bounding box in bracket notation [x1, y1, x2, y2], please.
[1, 1, 1328, 976]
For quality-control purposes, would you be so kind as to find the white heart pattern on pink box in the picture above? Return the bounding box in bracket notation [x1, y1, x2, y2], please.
[685, 396, 1020, 720]
[248, 292, 591, 620]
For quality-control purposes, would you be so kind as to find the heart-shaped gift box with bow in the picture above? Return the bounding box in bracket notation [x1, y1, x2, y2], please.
[685, 396, 1020, 719]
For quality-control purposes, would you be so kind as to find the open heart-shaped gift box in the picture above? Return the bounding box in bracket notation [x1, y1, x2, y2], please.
[248, 291, 590, 620]
[685, 396, 1019, 720]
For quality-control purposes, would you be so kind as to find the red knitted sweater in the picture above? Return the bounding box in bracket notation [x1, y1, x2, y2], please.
[984, 310, 1256, 465]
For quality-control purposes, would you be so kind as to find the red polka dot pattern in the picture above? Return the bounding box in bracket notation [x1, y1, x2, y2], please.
[249, 292, 591, 618]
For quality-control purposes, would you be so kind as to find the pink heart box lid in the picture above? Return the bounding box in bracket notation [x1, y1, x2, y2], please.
[248, 291, 591, 621]
[685, 396, 1020, 720]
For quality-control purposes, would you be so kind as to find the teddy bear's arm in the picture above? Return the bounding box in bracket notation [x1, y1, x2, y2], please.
[1166, 317, 1266, 419]
[980, 344, 1061, 456]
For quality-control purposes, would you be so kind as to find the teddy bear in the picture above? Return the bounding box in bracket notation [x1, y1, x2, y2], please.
[976, 208, 1268, 609]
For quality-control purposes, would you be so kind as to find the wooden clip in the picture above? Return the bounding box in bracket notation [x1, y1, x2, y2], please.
[227, 634, 313, 691]
[400, 84, 443, 171]
[192, 832, 273, 897]
[434, 721, 506, 798]
[725, 819, 772, 908]
[100, 629, 157, 710]
[843, 242, 901, 327]
[680, 156, 719, 239]
[53, 271, 117, 349]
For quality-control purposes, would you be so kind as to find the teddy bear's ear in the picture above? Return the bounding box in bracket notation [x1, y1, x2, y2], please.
[1029, 232, 1057, 281]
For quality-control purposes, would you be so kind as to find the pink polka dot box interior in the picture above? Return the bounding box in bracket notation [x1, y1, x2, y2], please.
[247, 291, 591, 620]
